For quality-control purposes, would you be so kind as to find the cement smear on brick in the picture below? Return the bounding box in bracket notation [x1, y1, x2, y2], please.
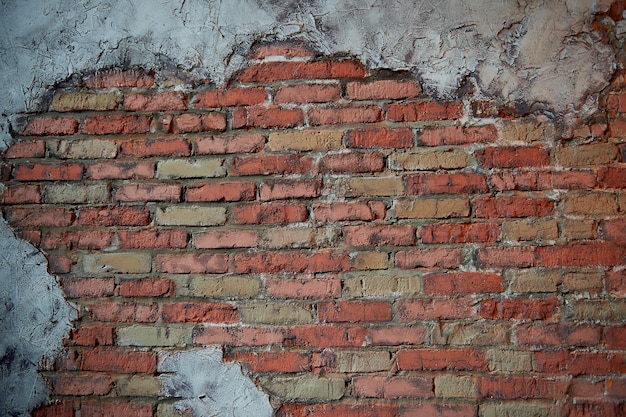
[159, 348, 273, 417]
[0, 216, 76, 417]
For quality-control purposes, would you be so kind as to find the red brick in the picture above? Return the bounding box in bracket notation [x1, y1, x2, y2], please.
[490, 170, 597, 192]
[231, 351, 310, 373]
[277, 402, 397, 417]
[260, 180, 322, 201]
[275, 84, 340, 104]
[608, 92, 626, 112]
[186, 181, 256, 202]
[475, 246, 537, 268]
[119, 137, 190, 157]
[423, 272, 503, 295]
[194, 132, 265, 154]
[81, 348, 156, 373]
[537, 242, 625, 267]
[563, 402, 626, 417]
[194, 229, 260, 249]
[123, 91, 186, 111]
[598, 167, 626, 189]
[476, 146, 550, 168]
[1, 163, 12, 181]
[313, 201, 386, 222]
[65, 326, 115, 347]
[346, 79, 421, 100]
[169, 112, 226, 133]
[21, 116, 78, 136]
[319, 152, 385, 173]
[233, 251, 349, 274]
[5, 207, 75, 227]
[396, 348, 487, 371]
[230, 154, 316, 176]
[474, 196, 554, 218]
[309, 105, 383, 125]
[265, 274, 342, 299]
[479, 297, 560, 321]
[84, 68, 154, 88]
[116, 229, 187, 249]
[534, 351, 626, 376]
[118, 278, 175, 297]
[233, 106, 304, 129]
[606, 270, 626, 298]
[48, 255, 73, 274]
[161, 301, 239, 323]
[77, 206, 151, 226]
[396, 297, 473, 321]
[237, 60, 366, 83]
[366, 326, 427, 346]
[607, 378, 626, 398]
[395, 248, 463, 269]
[387, 101, 463, 122]
[114, 183, 181, 202]
[42, 230, 114, 251]
[318, 300, 392, 323]
[344, 224, 416, 247]
[1, 184, 42, 204]
[352, 375, 433, 398]
[419, 125, 498, 145]
[33, 400, 75, 417]
[601, 219, 626, 244]
[87, 301, 160, 323]
[345, 127, 413, 149]
[479, 376, 569, 400]
[421, 222, 499, 244]
[399, 403, 476, 417]
[194, 325, 285, 347]
[516, 323, 601, 347]
[13, 163, 83, 181]
[154, 253, 229, 273]
[231, 202, 308, 224]
[86, 161, 154, 179]
[82, 114, 151, 135]
[48, 374, 113, 396]
[5, 140, 45, 158]
[60, 277, 115, 298]
[283, 325, 368, 348]
[194, 87, 267, 108]
[405, 173, 488, 195]
[80, 401, 153, 417]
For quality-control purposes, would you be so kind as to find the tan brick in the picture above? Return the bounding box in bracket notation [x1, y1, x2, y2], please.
[155, 206, 226, 226]
[156, 158, 225, 179]
[561, 219, 597, 240]
[480, 402, 559, 417]
[562, 192, 619, 216]
[618, 193, 626, 212]
[239, 302, 313, 324]
[178, 275, 261, 298]
[350, 251, 390, 270]
[389, 148, 468, 170]
[486, 349, 533, 373]
[506, 268, 560, 293]
[259, 375, 344, 401]
[566, 299, 626, 322]
[556, 143, 619, 167]
[114, 375, 162, 397]
[561, 269, 603, 294]
[261, 227, 313, 249]
[434, 375, 476, 399]
[343, 270, 422, 297]
[80, 253, 151, 274]
[502, 219, 558, 242]
[500, 117, 556, 143]
[268, 129, 343, 151]
[45, 184, 109, 204]
[395, 197, 470, 219]
[346, 177, 404, 197]
[52, 91, 119, 112]
[156, 403, 181, 417]
[50, 139, 118, 159]
[336, 351, 390, 372]
[433, 322, 509, 346]
[116, 325, 189, 347]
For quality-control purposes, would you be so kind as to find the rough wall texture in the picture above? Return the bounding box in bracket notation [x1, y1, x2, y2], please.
[1, 37, 625, 415]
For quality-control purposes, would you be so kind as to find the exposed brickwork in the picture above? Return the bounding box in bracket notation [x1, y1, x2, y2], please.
[3, 43, 625, 416]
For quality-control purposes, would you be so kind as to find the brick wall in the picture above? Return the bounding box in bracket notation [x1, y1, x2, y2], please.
[2, 42, 625, 416]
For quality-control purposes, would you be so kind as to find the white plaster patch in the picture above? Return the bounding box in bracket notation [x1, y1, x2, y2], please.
[159, 347, 273, 417]
[0, 216, 76, 417]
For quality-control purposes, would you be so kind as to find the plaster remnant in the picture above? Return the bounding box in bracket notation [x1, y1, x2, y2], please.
[158, 347, 273, 417]
[0, 216, 76, 417]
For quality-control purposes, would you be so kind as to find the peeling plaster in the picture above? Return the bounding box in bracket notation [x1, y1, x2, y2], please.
[159, 348, 273, 417]
[0, 216, 76, 417]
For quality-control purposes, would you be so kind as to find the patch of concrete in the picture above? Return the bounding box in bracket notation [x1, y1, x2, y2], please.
[159, 347, 273, 417]
[0, 216, 76, 417]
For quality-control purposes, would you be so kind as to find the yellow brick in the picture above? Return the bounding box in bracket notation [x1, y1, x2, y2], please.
[434, 375, 476, 399]
[268, 129, 343, 151]
[480, 402, 559, 417]
[156, 206, 226, 226]
[116, 325, 189, 347]
[114, 375, 162, 397]
[389, 148, 468, 170]
[45, 184, 109, 204]
[239, 302, 313, 325]
[52, 91, 119, 112]
[156, 158, 225, 179]
[258, 375, 344, 401]
[502, 219, 558, 242]
[178, 275, 261, 298]
[343, 270, 422, 297]
[81, 252, 151, 274]
[336, 351, 390, 372]
[395, 197, 470, 219]
[486, 349, 533, 373]
[556, 143, 619, 167]
[350, 251, 390, 270]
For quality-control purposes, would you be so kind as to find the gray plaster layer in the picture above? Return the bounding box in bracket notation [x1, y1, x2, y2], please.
[159, 347, 273, 417]
[0, 216, 76, 417]
[0, 0, 619, 129]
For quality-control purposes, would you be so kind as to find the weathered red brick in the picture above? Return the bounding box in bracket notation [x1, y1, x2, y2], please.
[309, 105, 383, 125]
[345, 127, 413, 149]
[231, 202, 308, 224]
[479, 297, 560, 321]
[118, 278, 176, 297]
[76, 206, 151, 226]
[82, 114, 151, 135]
[318, 300, 392, 323]
[161, 301, 239, 323]
[395, 248, 463, 269]
[116, 229, 187, 249]
[396, 348, 487, 371]
[1, 184, 42, 204]
[233, 106, 304, 129]
[396, 297, 474, 321]
[476, 146, 550, 168]
[479, 376, 569, 400]
[259, 180, 321, 201]
[4, 140, 46, 158]
[474, 196, 554, 218]
[233, 251, 349, 274]
[119, 137, 190, 157]
[65, 326, 115, 347]
[194, 132, 265, 154]
[13, 163, 83, 181]
[423, 272, 503, 295]
[274, 83, 340, 104]
[61, 277, 115, 298]
[419, 125, 498, 145]
[387, 101, 463, 122]
[405, 173, 488, 195]
[80, 400, 153, 417]
[154, 253, 229, 273]
[231, 351, 310, 373]
[5, 207, 75, 227]
[313, 201, 386, 222]
[344, 224, 417, 247]
[237, 60, 366, 83]
[81, 348, 156, 373]
[123, 90, 186, 111]
[21, 117, 78, 136]
[230, 154, 316, 176]
[86, 161, 154, 179]
[114, 183, 181, 202]
[186, 181, 256, 202]
[84, 68, 154, 88]
[421, 222, 499, 244]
